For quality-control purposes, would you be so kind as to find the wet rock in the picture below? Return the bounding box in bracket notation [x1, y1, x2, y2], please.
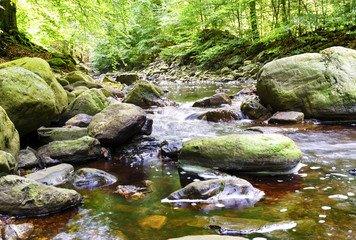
[240, 99, 271, 120]
[37, 136, 101, 163]
[124, 80, 175, 108]
[0, 175, 82, 216]
[88, 103, 146, 145]
[208, 216, 297, 235]
[3, 223, 34, 240]
[139, 118, 153, 135]
[0, 151, 16, 174]
[37, 127, 88, 144]
[24, 163, 74, 186]
[72, 168, 117, 189]
[347, 169, 356, 176]
[64, 71, 95, 84]
[161, 141, 183, 159]
[169, 235, 248, 240]
[198, 109, 241, 122]
[116, 73, 138, 85]
[61, 89, 110, 122]
[257, 47, 356, 120]
[193, 93, 231, 108]
[65, 114, 93, 127]
[162, 177, 264, 209]
[102, 87, 125, 98]
[179, 134, 302, 172]
[17, 148, 39, 169]
[138, 215, 167, 230]
[268, 111, 304, 124]
[0, 106, 20, 159]
[230, 87, 257, 100]
[116, 180, 153, 200]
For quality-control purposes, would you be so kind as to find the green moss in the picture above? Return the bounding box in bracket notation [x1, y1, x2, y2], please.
[47, 58, 66, 67]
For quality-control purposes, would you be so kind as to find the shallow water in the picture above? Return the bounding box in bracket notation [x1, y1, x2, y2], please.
[9, 82, 356, 239]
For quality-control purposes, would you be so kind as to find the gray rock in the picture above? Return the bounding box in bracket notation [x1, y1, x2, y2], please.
[169, 236, 248, 240]
[140, 118, 153, 135]
[0, 151, 16, 174]
[72, 168, 117, 189]
[193, 93, 231, 108]
[162, 177, 264, 209]
[198, 109, 241, 122]
[116, 73, 138, 85]
[3, 223, 34, 240]
[268, 111, 304, 124]
[88, 103, 146, 145]
[37, 127, 88, 144]
[65, 113, 93, 127]
[257, 47, 356, 120]
[0, 175, 82, 216]
[241, 99, 271, 120]
[24, 163, 74, 186]
[37, 136, 101, 163]
[17, 148, 39, 169]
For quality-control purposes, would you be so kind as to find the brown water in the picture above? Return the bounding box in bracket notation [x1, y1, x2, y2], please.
[6, 82, 356, 239]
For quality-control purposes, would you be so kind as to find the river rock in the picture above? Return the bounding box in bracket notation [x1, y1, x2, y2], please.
[268, 111, 304, 124]
[65, 114, 93, 127]
[169, 236, 248, 240]
[72, 80, 102, 89]
[198, 109, 241, 122]
[88, 103, 146, 145]
[24, 163, 74, 186]
[38, 127, 88, 144]
[0, 67, 60, 136]
[0, 151, 16, 173]
[72, 86, 89, 96]
[64, 71, 95, 84]
[0, 57, 68, 118]
[37, 136, 101, 163]
[61, 88, 110, 121]
[257, 46, 356, 120]
[161, 141, 183, 159]
[17, 148, 39, 169]
[0, 106, 20, 158]
[116, 73, 138, 85]
[179, 134, 302, 172]
[72, 168, 117, 189]
[124, 80, 175, 108]
[193, 93, 231, 108]
[240, 99, 271, 120]
[139, 118, 153, 135]
[162, 177, 264, 209]
[3, 223, 34, 240]
[138, 215, 167, 230]
[0, 175, 82, 216]
[116, 180, 153, 200]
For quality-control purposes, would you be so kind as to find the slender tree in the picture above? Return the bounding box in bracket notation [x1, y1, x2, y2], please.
[0, 0, 18, 33]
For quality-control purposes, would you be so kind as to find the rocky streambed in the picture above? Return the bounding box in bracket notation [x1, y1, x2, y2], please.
[0, 47, 355, 240]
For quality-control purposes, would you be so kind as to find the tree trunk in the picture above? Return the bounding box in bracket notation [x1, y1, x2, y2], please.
[0, 0, 18, 33]
[249, 0, 259, 40]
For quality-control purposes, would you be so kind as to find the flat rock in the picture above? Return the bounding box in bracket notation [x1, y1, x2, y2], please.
[24, 163, 74, 186]
[38, 127, 88, 144]
[72, 168, 117, 189]
[268, 111, 304, 124]
[0, 175, 82, 216]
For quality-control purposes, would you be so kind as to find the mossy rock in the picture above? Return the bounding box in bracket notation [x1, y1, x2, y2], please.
[0, 106, 20, 159]
[57, 78, 69, 87]
[72, 86, 90, 97]
[179, 134, 302, 172]
[0, 151, 16, 173]
[47, 58, 66, 67]
[64, 71, 95, 84]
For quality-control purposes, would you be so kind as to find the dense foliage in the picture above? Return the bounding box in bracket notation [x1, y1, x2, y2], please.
[1, 0, 355, 71]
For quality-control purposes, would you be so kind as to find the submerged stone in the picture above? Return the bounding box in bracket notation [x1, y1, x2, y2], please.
[179, 134, 302, 172]
[3, 223, 34, 240]
[72, 168, 117, 189]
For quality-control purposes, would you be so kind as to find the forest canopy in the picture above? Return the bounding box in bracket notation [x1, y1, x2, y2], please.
[1, 0, 355, 70]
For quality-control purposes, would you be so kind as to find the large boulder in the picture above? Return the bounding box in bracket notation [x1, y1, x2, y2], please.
[0, 106, 20, 158]
[0, 67, 60, 135]
[61, 89, 110, 121]
[0, 57, 68, 118]
[179, 134, 302, 172]
[193, 93, 232, 108]
[162, 177, 264, 209]
[124, 80, 175, 108]
[257, 47, 356, 120]
[37, 136, 101, 163]
[88, 103, 147, 145]
[0, 175, 82, 216]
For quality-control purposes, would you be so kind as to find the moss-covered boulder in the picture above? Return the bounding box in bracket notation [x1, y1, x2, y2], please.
[0, 106, 20, 159]
[257, 47, 356, 120]
[37, 127, 88, 144]
[241, 99, 271, 120]
[88, 103, 146, 145]
[0, 57, 68, 117]
[37, 136, 101, 163]
[0, 67, 59, 135]
[61, 89, 110, 121]
[72, 86, 90, 96]
[0, 151, 16, 173]
[124, 80, 175, 108]
[0, 175, 82, 216]
[64, 71, 95, 84]
[179, 134, 302, 172]
[193, 93, 232, 108]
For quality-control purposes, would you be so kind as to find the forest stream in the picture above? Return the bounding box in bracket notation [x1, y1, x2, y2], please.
[11, 80, 356, 240]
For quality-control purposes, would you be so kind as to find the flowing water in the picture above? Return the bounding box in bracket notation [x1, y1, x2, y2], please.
[10, 81, 356, 239]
